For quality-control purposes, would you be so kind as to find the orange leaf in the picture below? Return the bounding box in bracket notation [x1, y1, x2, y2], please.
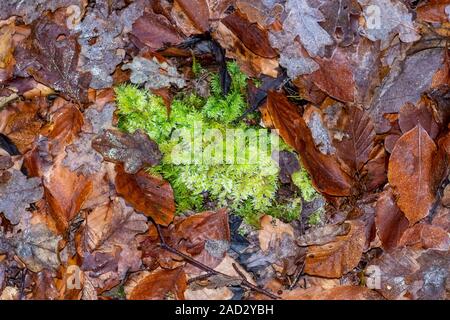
[304, 220, 366, 278]
[126, 267, 187, 300]
[388, 125, 445, 225]
[115, 164, 175, 226]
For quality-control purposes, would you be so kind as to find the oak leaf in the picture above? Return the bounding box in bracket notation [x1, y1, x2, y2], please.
[92, 129, 162, 174]
[0, 169, 44, 225]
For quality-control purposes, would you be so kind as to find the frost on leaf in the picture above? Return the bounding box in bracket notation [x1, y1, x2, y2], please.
[0, 0, 83, 24]
[73, 0, 145, 89]
[358, 0, 420, 44]
[269, 0, 333, 79]
[14, 17, 91, 103]
[9, 223, 61, 272]
[122, 56, 186, 90]
[63, 133, 103, 176]
[92, 129, 162, 174]
[0, 169, 44, 225]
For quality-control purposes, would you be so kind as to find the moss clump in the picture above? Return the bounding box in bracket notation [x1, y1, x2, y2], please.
[292, 168, 318, 202]
[115, 62, 309, 224]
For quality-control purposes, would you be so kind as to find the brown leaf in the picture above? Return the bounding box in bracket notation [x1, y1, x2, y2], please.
[131, 10, 184, 50]
[333, 106, 375, 175]
[44, 99, 84, 156]
[92, 129, 161, 174]
[44, 154, 93, 232]
[304, 220, 366, 278]
[399, 100, 440, 139]
[398, 223, 450, 251]
[221, 10, 277, 59]
[297, 222, 351, 246]
[141, 209, 230, 271]
[0, 169, 44, 225]
[309, 47, 355, 103]
[281, 285, 382, 300]
[14, 16, 91, 103]
[264, 91, 353, 196]
[417, 0, 450, 23]
[125, 267, 187, 300]
[174, 0, 210, 33]
[80, 197, 148, 291]
[319, 0, 360, 47]
[388, 125, 445, 225]
[0, 98, 46, 153]
[367, 248, 449, 300]
[375, 188, 409, 251]
[369, 48, 447, 133]
[115, 164, 175, 226]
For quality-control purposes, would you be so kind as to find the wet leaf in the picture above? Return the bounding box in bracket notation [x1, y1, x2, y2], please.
[264, 91, 353, 196]
[125, 267, 187, 300]
[92, 129, 161, 174]
[388, 125, 445, 225]
[304, 220, 366, 278]
[115, 165, 175, 226]
[375, 188, 409, 251]
[14, 16, 91, 103]
[398, 223, 450, 250]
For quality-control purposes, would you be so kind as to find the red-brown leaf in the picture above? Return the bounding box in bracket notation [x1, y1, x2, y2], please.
[115, 164, 175, 226]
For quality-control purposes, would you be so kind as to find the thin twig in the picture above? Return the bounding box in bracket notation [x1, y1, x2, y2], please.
[153, 221, 280, 300]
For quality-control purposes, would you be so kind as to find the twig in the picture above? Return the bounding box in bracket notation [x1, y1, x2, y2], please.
[153, 221, 280, 300]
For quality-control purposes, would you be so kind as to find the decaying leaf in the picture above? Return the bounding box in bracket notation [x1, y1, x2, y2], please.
[92, 129, 161, 174]
[264, 91, 353, 196]
[8, 223, 61, 272]
[73, 0, 145, 89]
[14, 16, 91, 103]
[358, 0, 420, 44]
[122, 56, 186, 90]
[304, 220, 366, 278]
[319, 0, 361, 47]
[375, 188, 409, 251]
[125, 267, 187, 300]
[63, 133, 103, 176]
[388, 125, 445, 225]
[297, 222, 351, 247]
[115, 165, 175, 226]
[0, 0, 83, 24]
[0, 169, 43, 225]
[369, 48, 446, 132]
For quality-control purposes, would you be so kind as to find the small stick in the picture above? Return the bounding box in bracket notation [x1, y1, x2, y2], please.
[153, 221, 280, 300]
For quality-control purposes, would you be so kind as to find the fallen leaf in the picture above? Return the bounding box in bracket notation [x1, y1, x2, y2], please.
[375, 188, 409, 251]
[131, 10, 184, 50]
[125, 267, 187, 300]
[388, 125, 445, 225]
[221, 11, 277, 59]
[264, 91, 353, 196]
[14, 16, 91, 103]
[399, 100, 440, 139]
[369, 48, 447, 132]
[92, 129, 162, 174]
[398, 223, 450, 250]
[115, 164, 175, 226]
[319, 0, 360, 47]
[281, 285, 382, 300]
[358, 0, 420, 43]
[304, 220, 366, 278]
[8, 223, 61, 272]
[0, 169, 44, 225]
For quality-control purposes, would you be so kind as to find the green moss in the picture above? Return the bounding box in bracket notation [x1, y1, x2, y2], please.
[292, 167, 318, 202]
[115, 63, 305, 224]
[308, 208, 324, 226]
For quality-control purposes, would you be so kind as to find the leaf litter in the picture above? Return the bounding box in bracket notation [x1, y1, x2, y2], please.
[0, 0, 449, 301]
